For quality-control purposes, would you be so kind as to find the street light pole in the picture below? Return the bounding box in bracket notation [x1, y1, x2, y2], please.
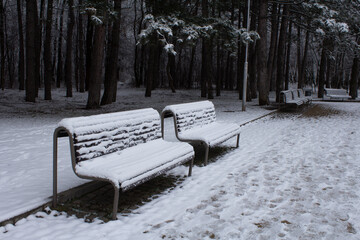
[242, 0, 251, 111]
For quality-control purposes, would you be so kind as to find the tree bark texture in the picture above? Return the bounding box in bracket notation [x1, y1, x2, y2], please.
[44, 0, 54, 100]
[17, 0, 25, 90]
[0, 1, 5, 90]
[56, 4, 65, 88]
[257, 0, 269, 105]
[350, 55, 359, 99]
[101, 0, 122, 105]
[87, 24, 106, 109]
[78, 0, 85, 93]
[65, 0, 75, 97]
[318, 40, 329, 98]
[276, 4, 289, 103]
[267, 3, 278, 91]
[25, 0, 38, 102]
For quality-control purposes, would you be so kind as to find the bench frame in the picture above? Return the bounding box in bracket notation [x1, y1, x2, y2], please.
[53, 110, 194, 220]
[161, 101, 240, 166]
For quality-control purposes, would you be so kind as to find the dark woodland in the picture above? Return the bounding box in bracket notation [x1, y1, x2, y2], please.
[1, 0, 359, 108]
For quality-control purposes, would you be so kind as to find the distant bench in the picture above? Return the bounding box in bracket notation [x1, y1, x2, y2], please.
[280, 89, 311, 108]
[53, 108, 194, 220]
[161, 101, 241, 166]
[323, 88, 351, 101]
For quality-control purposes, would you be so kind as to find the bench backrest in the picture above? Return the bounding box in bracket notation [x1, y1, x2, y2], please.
[292, 89, 300, 100]
[324, 88, 348, 96]
[280, 90, 293, 103]
[297, 89, 305, 98]
[58, 108, 161, 163]
[163, 101, 216, 133]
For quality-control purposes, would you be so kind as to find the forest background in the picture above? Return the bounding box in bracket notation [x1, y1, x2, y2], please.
[0, 0, 359, 109]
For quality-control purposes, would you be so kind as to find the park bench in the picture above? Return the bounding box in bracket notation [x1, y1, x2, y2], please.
[323, 88, 351, 101]
[297, 89, 312, 104]
[53, 108, 194, 220]
[280, 89, 311, 108]
[161, 101, 240, 166]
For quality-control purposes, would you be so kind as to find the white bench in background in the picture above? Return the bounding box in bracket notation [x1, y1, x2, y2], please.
[161, 101, 240, 166]
[280, 89, 311, 108]
[53, 108, 194, 220]
[323, 88, 351, 101]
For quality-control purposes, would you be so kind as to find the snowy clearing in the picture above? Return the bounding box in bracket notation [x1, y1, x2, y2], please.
[1, 88, 360, 239]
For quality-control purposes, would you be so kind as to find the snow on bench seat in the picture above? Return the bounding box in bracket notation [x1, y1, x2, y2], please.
[76, 139, 194, 190]
[161, 101, 240, 165]
[53, 108, 194, 220]
[323, 88, 351, 101]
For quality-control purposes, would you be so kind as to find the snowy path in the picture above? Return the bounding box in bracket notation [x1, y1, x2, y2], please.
[1, 102, 360, 239]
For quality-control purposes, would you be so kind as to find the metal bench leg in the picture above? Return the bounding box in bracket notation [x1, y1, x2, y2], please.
[236, 134, 240, 148]
[112, 186, 120, 220]
[188, 157, 194, 176]
[53, 134, 58, 208]
[204, 144, 209, 166]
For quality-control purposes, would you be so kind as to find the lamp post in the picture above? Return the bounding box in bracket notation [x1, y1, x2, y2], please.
[242, 0, 251, 111]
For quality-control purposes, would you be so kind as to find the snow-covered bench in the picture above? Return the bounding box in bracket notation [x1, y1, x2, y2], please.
[280, 89, 311, 108]
[323, 88, 351, 101]
[161, 101, 240, 166]
[53, 108, 194, 220]
[297, 89, 312, 104]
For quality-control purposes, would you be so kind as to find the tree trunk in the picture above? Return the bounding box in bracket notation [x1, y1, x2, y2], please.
[56, 3, 65, 88]
[217, 38, 222, 96]
[0, 1, 5, 90]
[64, 0, 75, 97]
[17, 0, 25, 90]
[267, 3, 278, 91]
[44, 0, 54, 100]
[101, 0, 122, 105]
[201, 0, 213, 99]
[87, 24, 106, 109]
[275, 4, 289, 103]
[187, 45, 196, 89]
[350, 55, 358, 99]
[257, 0, 269, 105]
[25, 0, 38, 102]
[134, 0, 144, 88]
[85, 15, 94, 91]
[145, 45, 155, 97]
[298, 29, 310, 89]
[78, 0, 85, 92]
[285, 21, 292, 90]
[166, 53, 176, 93]
[249, 2, 258, 102]
[326, 58, 331, 88]
[297, 22, 301, 89]
[318, 40, 329, 98]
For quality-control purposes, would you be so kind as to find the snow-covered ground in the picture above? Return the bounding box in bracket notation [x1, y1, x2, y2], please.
[1, 88, 360, 239]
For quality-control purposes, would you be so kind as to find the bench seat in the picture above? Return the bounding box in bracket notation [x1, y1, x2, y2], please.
[178, 122, 241, 147]
[76, 139, 194, 190]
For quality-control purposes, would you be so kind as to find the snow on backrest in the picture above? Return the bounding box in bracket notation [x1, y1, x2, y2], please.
[164, 101, 216, 133]
[58, 108, 161, 163]
[298, 89, 305, 98]
[292, 89, 300, 100]
[281, 90, 293, 103]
